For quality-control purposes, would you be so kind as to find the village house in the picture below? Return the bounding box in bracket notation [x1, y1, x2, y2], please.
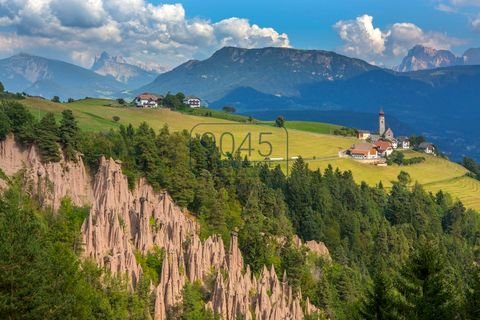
[374, 140, 394, 157]
[357, 130, 371, 140]
[397, 136, 411, 149]
[418, 142, 436, 155]
[183, 96, 201, 108]
[390, 138, 398, 149]
[349, 143, 379, 160]
[134, 93, 163, 108]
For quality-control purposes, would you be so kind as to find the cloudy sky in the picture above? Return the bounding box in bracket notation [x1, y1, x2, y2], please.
[0, 0, 479, 70]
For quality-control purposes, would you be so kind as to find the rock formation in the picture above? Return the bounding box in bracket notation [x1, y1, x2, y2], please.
[0, 136, 328, 319]
[0, 135, 92, 210]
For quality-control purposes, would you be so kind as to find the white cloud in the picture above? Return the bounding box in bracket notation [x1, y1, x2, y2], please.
[473, 16, 480, 30]
[334, 14, 462, 64]
[214, 18, 289, 48]
[334, 15, 387, 62]
[449, 0, 480, 6]
[0, 0, 290, 69]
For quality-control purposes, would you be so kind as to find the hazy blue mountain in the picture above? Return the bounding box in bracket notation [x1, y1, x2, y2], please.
[138, 46, 377, 101]
[0, 53, 126, 100]
[397, 45, 462, 72]
[91, 52, 160, 88]
[213, 65, 480, 160]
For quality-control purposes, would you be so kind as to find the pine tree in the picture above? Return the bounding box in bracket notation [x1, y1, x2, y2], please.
[360, 270, 399, 320]
[35, 112, 61, 162]
[59, 109, 79, 161]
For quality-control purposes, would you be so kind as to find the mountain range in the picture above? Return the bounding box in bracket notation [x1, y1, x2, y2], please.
[1, 45, 480, 160]
[0, 53, 127, 99]
[141, 46, 479, 160]
[138, 46, 377, 101]
[0, 52, 163, 100]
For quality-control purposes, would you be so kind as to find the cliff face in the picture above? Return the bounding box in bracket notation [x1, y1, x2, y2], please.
[82, 157, 320, 319]
[0, 136, 328, 319]
[0, 135, 93, 210]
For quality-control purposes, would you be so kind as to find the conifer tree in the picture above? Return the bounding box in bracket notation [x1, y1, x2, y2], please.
[396, 240, 460, 320]
[59, 110, 79, 161]
[360, 270, 399, 320]
[35, 112, 60, 162]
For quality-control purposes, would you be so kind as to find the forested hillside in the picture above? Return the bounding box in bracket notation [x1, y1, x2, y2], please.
[0, 99, 479, 319]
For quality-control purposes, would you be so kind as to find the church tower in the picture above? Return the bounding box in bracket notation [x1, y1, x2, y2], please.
[379, 109, 386, 136]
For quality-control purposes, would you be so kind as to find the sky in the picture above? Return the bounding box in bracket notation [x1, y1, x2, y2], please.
[0, 0, 479, 70]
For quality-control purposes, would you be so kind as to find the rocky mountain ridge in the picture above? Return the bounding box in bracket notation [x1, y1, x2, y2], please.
[0, 135, 329, 320]
[91, 52, 160, 88]
[397, 45, 480, 72]
[0, 53, 126, 100]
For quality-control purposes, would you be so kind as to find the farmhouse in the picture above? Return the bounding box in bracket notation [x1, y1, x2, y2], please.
[134, 93, 163, 108]
[374, 140, 394, 157]
[418, 142, 436, 155]
[183, 96, 201, 108]
[349, 143, 379, 160]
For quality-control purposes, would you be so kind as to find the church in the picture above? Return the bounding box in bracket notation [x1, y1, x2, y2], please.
[378, 109, 394, 140]
[356, 109, 394, 142]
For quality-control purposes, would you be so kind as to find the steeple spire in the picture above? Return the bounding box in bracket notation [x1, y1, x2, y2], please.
[379, 108, 386, 135]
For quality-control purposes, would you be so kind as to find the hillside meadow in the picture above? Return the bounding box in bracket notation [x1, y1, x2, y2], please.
[21, 97, 480, 211]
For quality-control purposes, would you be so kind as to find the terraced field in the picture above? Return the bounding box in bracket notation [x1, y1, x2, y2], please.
[425, 176, 480, 210]
[21, 97, 480, 211]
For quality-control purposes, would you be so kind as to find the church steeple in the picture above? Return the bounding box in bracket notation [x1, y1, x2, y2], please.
[379, 108, 386, 136]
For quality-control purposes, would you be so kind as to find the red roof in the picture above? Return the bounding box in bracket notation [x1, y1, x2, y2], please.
[137, 93, 162, 101]
[374, 140, 392, 151]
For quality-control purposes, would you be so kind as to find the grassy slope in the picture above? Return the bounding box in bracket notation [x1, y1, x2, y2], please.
[22, 97, 480, 211]
[262, 121, 343, 135]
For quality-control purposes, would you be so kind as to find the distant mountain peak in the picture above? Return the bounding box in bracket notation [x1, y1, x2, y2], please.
[90, 51, 160, 87]
[92, 51, 128, 70]
[397, 45, 460, 72]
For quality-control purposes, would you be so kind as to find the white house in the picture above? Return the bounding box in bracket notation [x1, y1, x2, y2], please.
[183, 96, 201, 108]
[390, 138, 398, 149]
[418, 142, 436, 155]
[397, 136, 411, 149]
[134, 93, 163, 108]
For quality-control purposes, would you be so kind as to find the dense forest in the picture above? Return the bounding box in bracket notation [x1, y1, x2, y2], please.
[0, 99, 479, 319]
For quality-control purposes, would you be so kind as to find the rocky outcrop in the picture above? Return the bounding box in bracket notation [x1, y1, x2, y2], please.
[0, 137, 325, 319]
[0, 134, 93, 210]
[81, 157, 320, 319]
